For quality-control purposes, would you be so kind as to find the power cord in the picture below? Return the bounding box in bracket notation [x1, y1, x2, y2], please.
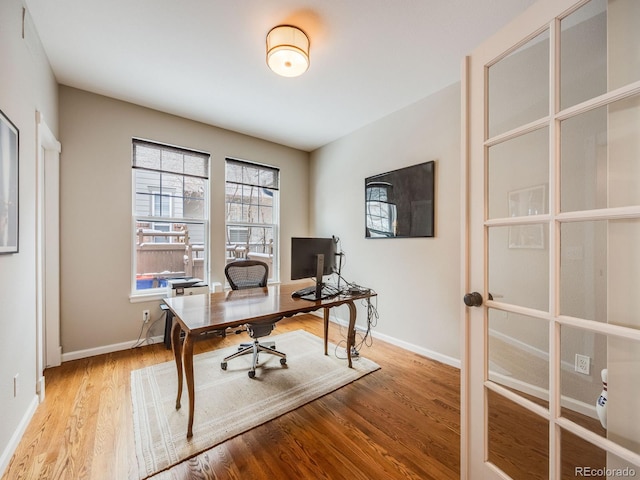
[131, 310, 166, 349]
[333, 297, 378, 360]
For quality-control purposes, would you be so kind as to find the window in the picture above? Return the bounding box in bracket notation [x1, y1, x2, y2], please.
[225, 159, 279, 281]
[132, 139, 209, 294]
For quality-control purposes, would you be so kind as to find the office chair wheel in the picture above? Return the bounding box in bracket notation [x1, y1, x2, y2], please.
[248, 370, 256, 378]
[280, 358, 287, 365]
[221, 362, 227, 370]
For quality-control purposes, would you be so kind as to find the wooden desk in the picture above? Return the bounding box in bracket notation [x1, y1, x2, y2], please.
[163, 282, 376, 437]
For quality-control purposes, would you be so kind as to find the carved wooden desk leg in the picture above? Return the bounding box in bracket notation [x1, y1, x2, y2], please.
[346, 301, 357, 368]
[171, 320, 183, 409]
[183, 333, 196, 438]
[323, 307, 330, 355]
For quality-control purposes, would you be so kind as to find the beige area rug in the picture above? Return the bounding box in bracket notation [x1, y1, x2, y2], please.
[131, 329, 380, 479]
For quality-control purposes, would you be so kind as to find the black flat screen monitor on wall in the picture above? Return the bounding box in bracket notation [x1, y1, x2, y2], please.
[365, 160, 435, 238]
[290, 237, 336, 280]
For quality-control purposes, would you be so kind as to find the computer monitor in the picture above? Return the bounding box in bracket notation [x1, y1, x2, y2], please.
[290, 237, 336, 281]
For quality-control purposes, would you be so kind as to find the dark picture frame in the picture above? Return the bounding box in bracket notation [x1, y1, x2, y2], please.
[0, 109, 19, 254]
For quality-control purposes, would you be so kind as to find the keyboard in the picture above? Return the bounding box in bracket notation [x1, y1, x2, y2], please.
[292, 284, 338, 301]
[291, 285, 318, 297]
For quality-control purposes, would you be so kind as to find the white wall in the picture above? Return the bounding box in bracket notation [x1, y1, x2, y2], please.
[0, 0, 58, 473]
[310, 83, 461, 364]
[58, 86, 310, 355]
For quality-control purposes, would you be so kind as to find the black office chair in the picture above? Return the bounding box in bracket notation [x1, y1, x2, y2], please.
[221, 260, 287, 378]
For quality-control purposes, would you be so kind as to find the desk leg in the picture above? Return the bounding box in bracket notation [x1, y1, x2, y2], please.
[346, 300, 357, 368]
[183, 333, 196, 438]
[171, 320, 183, 409]
[323, 307, 329, 355]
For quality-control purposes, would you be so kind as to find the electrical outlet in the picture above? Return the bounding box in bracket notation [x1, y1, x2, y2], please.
[142, 310, 150, 323]
[13, 374, 19, 397]
[575, 354, 590, 375]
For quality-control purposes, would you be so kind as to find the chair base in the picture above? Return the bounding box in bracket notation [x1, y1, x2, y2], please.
[221, 338, 287, 378]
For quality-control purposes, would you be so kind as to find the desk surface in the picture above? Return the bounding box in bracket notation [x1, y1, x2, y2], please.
[163, 282, 375, 335]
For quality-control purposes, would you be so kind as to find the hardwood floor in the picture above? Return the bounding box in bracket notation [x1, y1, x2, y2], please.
[2, 315, 461, 480]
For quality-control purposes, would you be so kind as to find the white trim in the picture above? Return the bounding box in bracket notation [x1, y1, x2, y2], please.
[36, 376, 45, 403]
[61, 335, 164, 362]
[129, 282, 222, 303]
[314, 311, 461, 369]
[0, 395, 38, 478]
[372, 329, 461, 369]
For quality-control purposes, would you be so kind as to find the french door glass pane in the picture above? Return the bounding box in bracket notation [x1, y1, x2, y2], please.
[487, 389, 549, 479]
[560, 0, 640, 110]
[488, 128, 549, 220]
[560, 219, 640, 331]
[560, 429, 607, 478]
[561, 94, 640, 212]
[488, 309, 549, 409]
[488, 225, 549, 311]
[561, 325, 640, 456]
[488, 29, 549, 138]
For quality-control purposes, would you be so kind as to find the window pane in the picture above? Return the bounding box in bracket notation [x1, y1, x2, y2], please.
[560, 0, 640, 110]
[561, 219, 640, 331]
[561, 94, 640, 212]
[258, 205, 273, 224]
[487, 389, 549, 479]
[135, 169, 160, 192]
[561, 325, 640, 457]
[488, 309, 549, 409]
[488, 127, 549, 220]
[183, 197, 204, 220]
[560, 429, 607, 479]
[183, 177, 206, 220]
[488, 29, 549, 138]
[488, 225, 549, 312]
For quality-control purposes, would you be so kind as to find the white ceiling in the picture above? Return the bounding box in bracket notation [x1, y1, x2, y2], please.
[25, 0, 538, 152]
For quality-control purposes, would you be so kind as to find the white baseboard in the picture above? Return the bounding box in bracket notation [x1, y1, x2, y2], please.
[370, 329, 461, 369]
[0, 395, 38, 478]
[314, 311, 461, 369]
[62, 335, 164, 362]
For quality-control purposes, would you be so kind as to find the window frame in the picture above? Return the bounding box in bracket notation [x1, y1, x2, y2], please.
[225, 158, 280, 283]
[131, 139, 210, 298]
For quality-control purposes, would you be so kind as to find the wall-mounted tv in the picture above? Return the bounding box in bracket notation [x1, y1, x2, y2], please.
[365, 160, 435, 238]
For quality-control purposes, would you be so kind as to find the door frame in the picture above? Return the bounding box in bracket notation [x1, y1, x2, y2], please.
[35, 111, 61, 402]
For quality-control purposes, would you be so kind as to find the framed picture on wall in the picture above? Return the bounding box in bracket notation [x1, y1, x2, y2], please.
[0, 109, 19, 254]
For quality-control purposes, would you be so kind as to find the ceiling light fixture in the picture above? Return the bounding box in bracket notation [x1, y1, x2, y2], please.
[266, 25, 309, 77]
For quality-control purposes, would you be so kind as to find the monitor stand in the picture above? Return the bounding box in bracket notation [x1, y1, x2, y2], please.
[314, 253, 325, 300]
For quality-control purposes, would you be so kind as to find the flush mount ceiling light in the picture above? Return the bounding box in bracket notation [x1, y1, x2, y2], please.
[266, 25, 310, 77]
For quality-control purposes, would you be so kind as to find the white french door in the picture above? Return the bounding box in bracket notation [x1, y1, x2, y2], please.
[463, 0, 640, 478]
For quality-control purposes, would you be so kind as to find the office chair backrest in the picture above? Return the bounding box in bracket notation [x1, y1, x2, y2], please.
[225, 260, 269, 290]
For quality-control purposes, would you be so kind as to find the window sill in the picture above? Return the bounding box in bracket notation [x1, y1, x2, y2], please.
[129, 282, 223, 303]
[129, 291, 167, 303]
